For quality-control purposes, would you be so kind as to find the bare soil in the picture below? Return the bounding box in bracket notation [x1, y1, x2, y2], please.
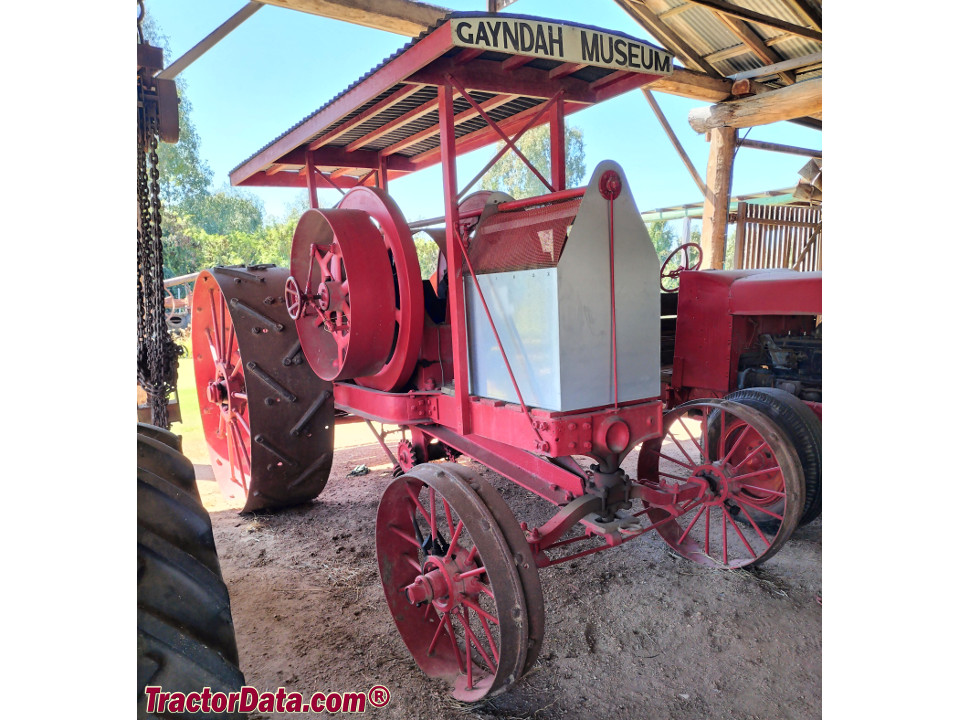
[193, 426, 821, 720]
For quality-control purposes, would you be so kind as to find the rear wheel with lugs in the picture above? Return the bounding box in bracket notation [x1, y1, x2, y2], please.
[137, 425, 245, 719]
[192, 265, 335, 513]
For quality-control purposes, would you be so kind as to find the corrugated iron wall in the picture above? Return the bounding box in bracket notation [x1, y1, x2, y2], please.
[733, 203, 821, 270]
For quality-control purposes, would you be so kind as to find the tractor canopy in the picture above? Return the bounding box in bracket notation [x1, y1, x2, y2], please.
[229, 12, 673, 191]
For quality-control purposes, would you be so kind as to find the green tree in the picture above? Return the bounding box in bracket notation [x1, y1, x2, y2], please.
[480, 125, 586, 199]
[192, 190, 264, 235]
[141, 15, 213, 212]
[647, 220, 678, 264]
[159, 209, 202, 278]
[145, 13, 272, 277]
[414, 234, 440, 279]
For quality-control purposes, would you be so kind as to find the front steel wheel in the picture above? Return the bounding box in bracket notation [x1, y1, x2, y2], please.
[637, 399, 804, 568]
[376, 463, 543, 701]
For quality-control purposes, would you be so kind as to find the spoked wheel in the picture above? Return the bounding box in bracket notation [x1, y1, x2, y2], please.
[288, 208, 396, 382]
[337, 187, 423, 391]
[376, 463, 544, 702]
[637, 399, 804, 568]
[723, 387, 822, 527]
[192, 265, 335, 513]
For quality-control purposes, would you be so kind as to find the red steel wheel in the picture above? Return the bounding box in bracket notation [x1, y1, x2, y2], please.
[376, 463, 543, 701]
[289, 208, 395, 382]
[192, 265, 335, 513]
[636, 399, 804, 568]
[337, 187, 424, 391]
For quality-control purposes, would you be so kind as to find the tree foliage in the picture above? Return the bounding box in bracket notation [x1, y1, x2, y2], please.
[143, 14, 283, 279]
[647, 221, 707, 291]
[648, 220, 678, 263]
[480, 125, 586, 199]
[414, 235, 440, 280]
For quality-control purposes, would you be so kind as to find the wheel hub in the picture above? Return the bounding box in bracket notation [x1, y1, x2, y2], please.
[206, 379, 228, 404]
[691, 464, 732, 503]
[402, 551, 482, 613]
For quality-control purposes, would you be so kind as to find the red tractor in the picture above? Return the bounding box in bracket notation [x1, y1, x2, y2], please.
[191, 12, 821, 701]
[660, 262, 822, 526]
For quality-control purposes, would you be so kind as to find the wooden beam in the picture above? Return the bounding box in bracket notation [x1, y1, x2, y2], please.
[728, 52, 822, 81]
[713, 13, 795, 84]
[701, 127, 736, 270]
[688, 78, 821, 133]
[783, 0, 822, 31]
[704, 43, 752, 64]
[612, 1, 721, 77]
[256, 0, 447, 36]
[680, 0, 821, 41]
[647, 67, 732, 103]
[156, 3, 264, 80]
[737, 138, 821, 158]
[659, 4, 694, 20]
[642, 89, 707, 197]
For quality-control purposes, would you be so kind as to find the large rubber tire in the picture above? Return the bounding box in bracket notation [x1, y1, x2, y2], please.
[136, 422, 182, 452]
[137, 425, 245, 719]
[137, 431, 201, 503]
[724, 388, 822, 526]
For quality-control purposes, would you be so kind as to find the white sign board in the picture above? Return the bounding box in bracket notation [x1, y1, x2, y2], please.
[451, 16, 673, 76]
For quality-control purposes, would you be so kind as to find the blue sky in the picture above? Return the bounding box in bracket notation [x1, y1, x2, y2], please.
[147, 0, 822, 224]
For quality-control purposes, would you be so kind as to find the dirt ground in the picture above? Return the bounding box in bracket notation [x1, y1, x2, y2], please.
[191, 423, 821, 720]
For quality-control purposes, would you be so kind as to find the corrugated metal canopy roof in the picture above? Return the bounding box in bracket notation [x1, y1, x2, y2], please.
[229, 11, 675, 190]
[612, 1, 821, 88]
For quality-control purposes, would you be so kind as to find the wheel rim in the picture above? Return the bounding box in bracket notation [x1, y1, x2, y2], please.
[192, 272, 251, 501]
[637, 399, 803, 568]
[289, 208, 396, 382]
[376, 464, 531, 701]
[337, 188, 424, 391]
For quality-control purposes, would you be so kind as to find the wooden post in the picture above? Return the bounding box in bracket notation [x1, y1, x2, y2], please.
[701, 128, 736, 269]
[734, 202, 747, 269]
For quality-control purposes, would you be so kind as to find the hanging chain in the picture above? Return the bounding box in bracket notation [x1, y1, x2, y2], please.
[138, 11, 180, 429]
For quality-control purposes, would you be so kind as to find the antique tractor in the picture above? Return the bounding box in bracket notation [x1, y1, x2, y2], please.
[192, 12, 821, 700]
